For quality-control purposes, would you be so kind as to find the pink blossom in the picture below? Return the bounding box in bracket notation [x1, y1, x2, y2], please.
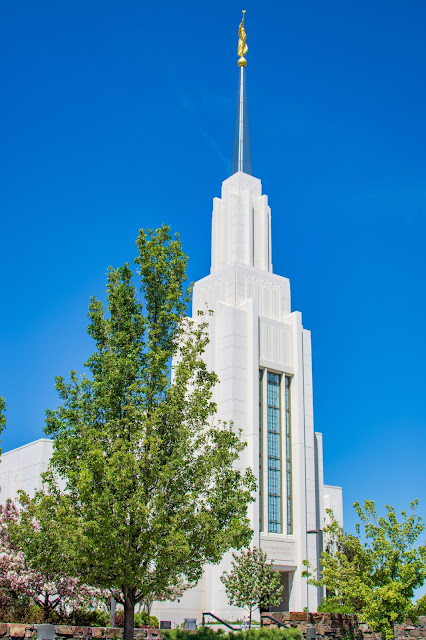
[0, 500, 108, 616]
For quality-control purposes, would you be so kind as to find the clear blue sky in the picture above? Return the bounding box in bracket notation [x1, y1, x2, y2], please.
[1, 0, 425, 544]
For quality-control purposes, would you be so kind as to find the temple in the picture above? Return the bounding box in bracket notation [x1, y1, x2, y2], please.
[0, 12, 342, 623]
[151, 13, 343, 620]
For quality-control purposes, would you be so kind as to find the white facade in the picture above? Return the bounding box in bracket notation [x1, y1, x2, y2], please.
[151, 170, 343, 623]
[0, 438, 53, 503]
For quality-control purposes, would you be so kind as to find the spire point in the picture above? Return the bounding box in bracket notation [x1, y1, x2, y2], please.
[231, 11, 252, 175]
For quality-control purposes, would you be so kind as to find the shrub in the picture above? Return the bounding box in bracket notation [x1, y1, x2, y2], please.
[134, 612, 150, 627]
[150, 616, 159, 629]
[0, 603, 110, 627]
[115, 611, 125, 627]
[162, 628, 302, 640]
[115, 610, 159, 629]
[74, 609, 110, 627]
[162, 629, 222, 640]
[317, 598, 355, 614]
[0, 600, 43, 624]
[229, 629, 302, 640]
[50, 608, 110, 626]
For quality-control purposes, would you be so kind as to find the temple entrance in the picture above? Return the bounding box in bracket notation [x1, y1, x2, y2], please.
[265, 571, 293, 612]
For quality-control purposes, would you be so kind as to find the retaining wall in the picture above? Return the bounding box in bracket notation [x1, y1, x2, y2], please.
[263, 613, 426, 640]
[0, 625, 161, 640]
[1, 616, 426, 640]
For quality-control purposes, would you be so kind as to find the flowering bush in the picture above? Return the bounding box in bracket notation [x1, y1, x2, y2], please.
[0, 500, 109, 622]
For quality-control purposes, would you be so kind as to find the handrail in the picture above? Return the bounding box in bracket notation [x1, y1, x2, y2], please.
[260, 614, 288, 629]
[202, 612, 239, 631]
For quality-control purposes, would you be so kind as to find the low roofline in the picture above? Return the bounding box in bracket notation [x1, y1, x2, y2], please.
[1, 438, 53, 457]
[324, 484, 343, 491]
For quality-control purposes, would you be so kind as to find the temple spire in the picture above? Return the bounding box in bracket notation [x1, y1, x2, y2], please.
[231, 11, 252, 176]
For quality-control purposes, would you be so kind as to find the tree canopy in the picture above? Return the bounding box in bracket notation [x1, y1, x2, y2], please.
[0, 499, 107, 622]
[221, 547, 283, 627]
[303, 500, 426, 639]
[28, 226, 255, 640]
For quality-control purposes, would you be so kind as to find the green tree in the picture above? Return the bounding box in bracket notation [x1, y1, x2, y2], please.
[221, 547, 283, 628]
[141, 578, 187, 615]
[303, 500, 426, 639]
[414, 593, 426, 616]
[28, 226, 255, 640]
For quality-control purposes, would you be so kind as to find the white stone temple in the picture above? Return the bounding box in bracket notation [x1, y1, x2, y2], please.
[0, 22, 342, 624]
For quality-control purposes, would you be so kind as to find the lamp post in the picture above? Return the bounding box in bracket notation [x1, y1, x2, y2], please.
[110, 596, 116, 628]
[307, 530, 324, 607]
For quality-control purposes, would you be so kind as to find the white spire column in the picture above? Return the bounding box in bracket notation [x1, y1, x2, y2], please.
[211, 173, 272, 273]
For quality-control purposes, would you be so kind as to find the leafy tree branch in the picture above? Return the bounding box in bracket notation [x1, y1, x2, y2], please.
[302, 501, 426, 640]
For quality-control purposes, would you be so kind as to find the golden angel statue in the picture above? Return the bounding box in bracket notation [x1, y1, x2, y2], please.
[237, 10, 248, 67]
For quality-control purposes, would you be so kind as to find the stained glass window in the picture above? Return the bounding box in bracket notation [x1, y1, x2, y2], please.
[285, 376, 292, 534]
[267, 372, 281, 532]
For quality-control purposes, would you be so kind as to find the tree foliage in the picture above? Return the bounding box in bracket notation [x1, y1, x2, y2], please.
[414, 593, 426, 616]
[0, 500, 106, 622]
[142, 578, 187, 615]
[303, 500, 426, 639]
[29, 226, 255, 640]
[221, 547, 283, 627]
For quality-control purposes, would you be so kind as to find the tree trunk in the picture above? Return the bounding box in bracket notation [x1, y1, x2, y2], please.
[123, 586, 136, 640]
[43, 590, 50, 622]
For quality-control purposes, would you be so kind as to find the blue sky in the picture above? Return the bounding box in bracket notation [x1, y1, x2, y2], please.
[1, 0, 425, 549]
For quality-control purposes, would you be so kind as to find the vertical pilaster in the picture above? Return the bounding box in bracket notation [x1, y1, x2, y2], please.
[288, 311, 308, 609]
[302, 329, 319, 609]
[240, 297, 260, 544]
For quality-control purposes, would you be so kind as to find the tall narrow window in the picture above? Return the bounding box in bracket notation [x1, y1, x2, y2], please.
[259, 370, 263, 531]
[267, 372, 281, 533]
[285, 376, 292, 534]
